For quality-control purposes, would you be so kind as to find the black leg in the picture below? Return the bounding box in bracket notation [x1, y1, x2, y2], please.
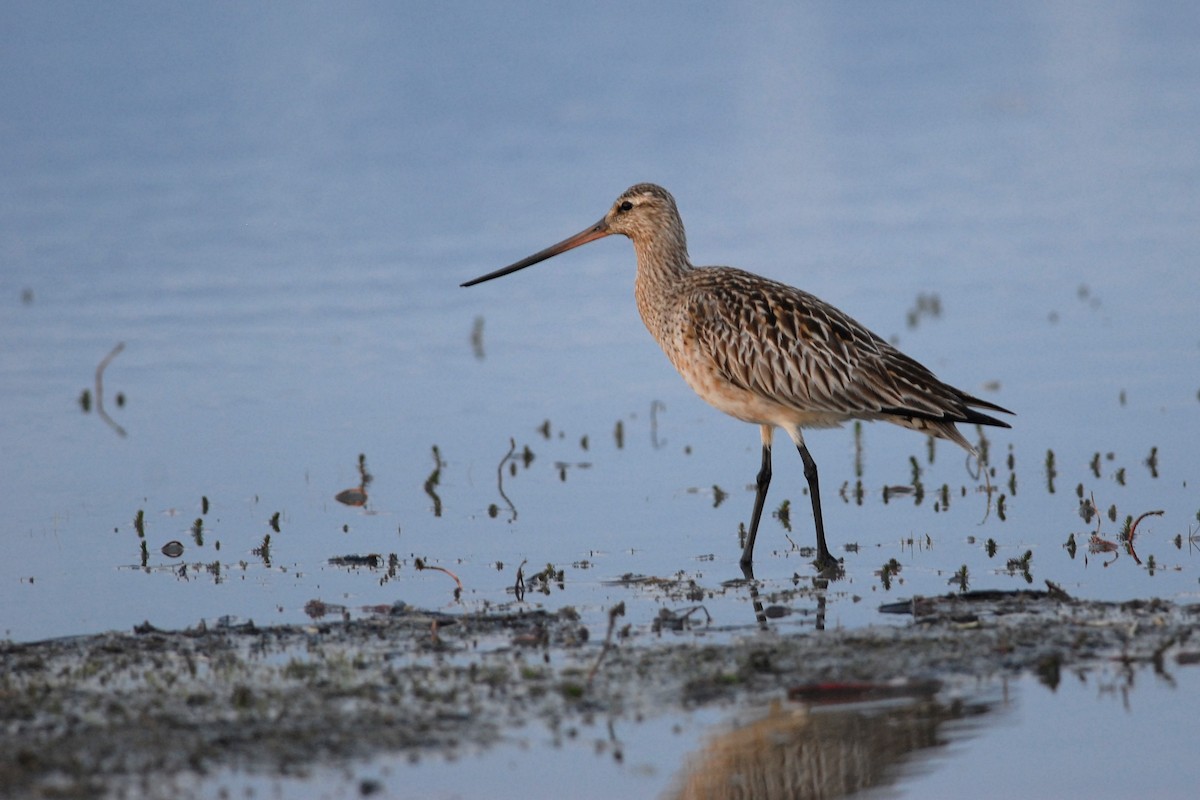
[740, 442, 772, 566]
[797, 442, 833, 566]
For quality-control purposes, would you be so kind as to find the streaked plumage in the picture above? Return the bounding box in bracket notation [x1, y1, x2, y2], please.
[463, 183, 1012, 570]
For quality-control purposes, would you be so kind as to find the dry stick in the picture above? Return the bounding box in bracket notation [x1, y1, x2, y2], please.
[1126, 509, 1165, 566]
[95, 341, 127, 437]
[587, 601, 626, 685]
[414, 558, 464, 601]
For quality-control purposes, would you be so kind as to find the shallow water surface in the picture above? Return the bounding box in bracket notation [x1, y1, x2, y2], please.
[2, 2, 1199, 797]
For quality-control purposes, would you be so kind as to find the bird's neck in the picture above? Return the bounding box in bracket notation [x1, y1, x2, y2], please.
[632, 236, 691, 342]
[632, 229, 691, 284]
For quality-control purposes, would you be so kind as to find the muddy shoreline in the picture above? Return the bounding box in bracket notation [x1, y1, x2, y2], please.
[3, 590, 1197, 797]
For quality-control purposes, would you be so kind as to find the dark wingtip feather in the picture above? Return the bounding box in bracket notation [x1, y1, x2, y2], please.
[961, 393, 1014, 429]
[963, 394, 1014, 415]
[879, 393, 1013, 431]
[962, 408, 1012, 429]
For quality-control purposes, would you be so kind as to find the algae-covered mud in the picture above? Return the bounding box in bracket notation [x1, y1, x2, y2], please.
[3, 592, 1197, 798]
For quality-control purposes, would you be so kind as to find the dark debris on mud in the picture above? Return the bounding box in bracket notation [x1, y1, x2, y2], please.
[2, 592, 1198, 797]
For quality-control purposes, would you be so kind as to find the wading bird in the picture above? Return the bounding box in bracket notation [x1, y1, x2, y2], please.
[463, 184, 1011, 570]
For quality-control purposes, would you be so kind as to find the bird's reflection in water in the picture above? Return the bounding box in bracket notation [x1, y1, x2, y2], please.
[667, 691, 993, 800]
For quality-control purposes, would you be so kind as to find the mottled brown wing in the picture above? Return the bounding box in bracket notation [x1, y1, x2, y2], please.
[684, 268, 979, 424]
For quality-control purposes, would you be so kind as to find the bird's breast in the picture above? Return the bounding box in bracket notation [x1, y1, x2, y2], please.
[653, 310, 847, 431]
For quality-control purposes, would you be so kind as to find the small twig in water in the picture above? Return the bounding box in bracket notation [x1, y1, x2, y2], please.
[650, 400, 667, 449]
[423, 447, 443, 517]
[470, 316, 485, 360]
[496, 438, 518, 521]
[587, 601, 626, 685]
[95, 342, 127, 437]
[414, 557, 463, 602]
[971, 450, 995, 524]
[1129, 509, 1164, 540]
[1126, 509, 1164, 566]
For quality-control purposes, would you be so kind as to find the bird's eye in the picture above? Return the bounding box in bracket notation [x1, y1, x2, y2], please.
[619, 200, 633, 212]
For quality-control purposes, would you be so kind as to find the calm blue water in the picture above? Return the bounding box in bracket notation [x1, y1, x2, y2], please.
[2, 2, 1199, 797]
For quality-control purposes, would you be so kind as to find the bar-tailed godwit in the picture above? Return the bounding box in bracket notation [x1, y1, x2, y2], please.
[463, 184, 1012, 570]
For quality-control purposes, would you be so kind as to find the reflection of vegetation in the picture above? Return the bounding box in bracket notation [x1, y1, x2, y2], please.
[878, 558, 901, 591]
[525, 563, 565, 595]
[905, 291, 942, 329]
[253, 534, 271, 567]
[950, 564, 969, 592]
[853, 422, 863, 476]
[1005, 550, 1033, 583]
[667, 692, 989, 800]
[909, 456, 924, 505]
[772, 500, 791, 532]
[712, 484, 728, 508]
[937, 483, 950, 511]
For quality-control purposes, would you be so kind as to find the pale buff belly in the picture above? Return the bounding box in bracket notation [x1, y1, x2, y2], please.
[669, 351, 851, 432]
